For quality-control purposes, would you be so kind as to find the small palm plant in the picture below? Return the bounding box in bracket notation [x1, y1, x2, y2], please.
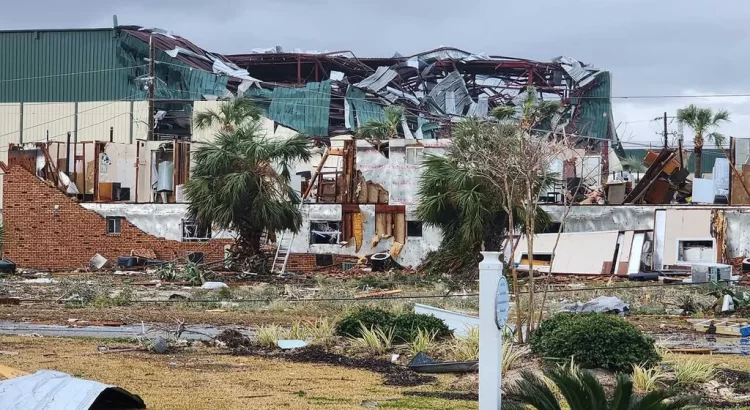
[504, 367, 694, 410]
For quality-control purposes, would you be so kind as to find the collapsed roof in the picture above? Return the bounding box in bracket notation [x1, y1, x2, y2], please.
[123, 28, 619, 148]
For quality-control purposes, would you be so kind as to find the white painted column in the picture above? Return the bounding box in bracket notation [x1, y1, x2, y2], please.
[479, 251, 504, 410]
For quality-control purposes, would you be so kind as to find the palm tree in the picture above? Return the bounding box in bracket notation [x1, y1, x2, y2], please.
[193, 97, 263, 132]
[185, 101, 311, 263]
[504, 368, 694, 410]
[416, 119, 553, 277]
[676, 104, 730, 178]
[356, 106, 404, 151]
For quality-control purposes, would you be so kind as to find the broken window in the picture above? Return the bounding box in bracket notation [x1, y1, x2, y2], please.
[309, 221, 341, 244]
[181, 218, 212, 242]
[106, 217, 123, 234]
[519, 253, 553, 266]
[678, 240, 714, 263]
[315, 254, 334, 267]
[407, 221, 423, 237]
[405, 147, 424, 165]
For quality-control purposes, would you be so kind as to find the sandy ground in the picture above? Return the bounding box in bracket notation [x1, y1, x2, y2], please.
[0, 336, 477, 410]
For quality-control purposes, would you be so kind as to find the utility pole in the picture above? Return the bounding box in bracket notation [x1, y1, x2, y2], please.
[147, 34, 155, 141]
[663, 112, 668, 149]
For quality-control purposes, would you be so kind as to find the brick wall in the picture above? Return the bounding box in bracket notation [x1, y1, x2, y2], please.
[3, 166, 231, 271]
[285, 253, 359, 273]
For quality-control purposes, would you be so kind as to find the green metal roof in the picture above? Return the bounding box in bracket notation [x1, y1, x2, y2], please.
[622, 148, 724, 174]
[0, 28, 227, 103]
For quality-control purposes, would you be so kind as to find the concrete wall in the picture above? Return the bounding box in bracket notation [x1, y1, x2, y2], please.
[81, 203, 234, 241]
[543, 205, 750, 261]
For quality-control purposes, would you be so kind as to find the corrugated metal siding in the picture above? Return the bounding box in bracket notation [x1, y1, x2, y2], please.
[22, 102, 75, 143]
[77, 101, 132, 143]
[119, 34, 227, 100]
[268, 81, 332, 136]
[0, 103, 21, 146]
[0, 29, 134, 102]
[574, 71, 612, 141]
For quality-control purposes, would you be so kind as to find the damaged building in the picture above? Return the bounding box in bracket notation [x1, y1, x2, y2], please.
[0, 21, 645, 272]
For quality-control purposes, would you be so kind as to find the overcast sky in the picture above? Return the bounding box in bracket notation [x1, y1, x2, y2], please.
[4, 0, 750, 148]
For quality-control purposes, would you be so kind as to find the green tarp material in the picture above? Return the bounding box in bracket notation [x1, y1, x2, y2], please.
[267, 80, 332, 136]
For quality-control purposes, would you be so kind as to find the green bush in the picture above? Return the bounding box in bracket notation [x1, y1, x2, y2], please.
[334, 308, 396, 338]
[391, 313, 452, 342]
[530, 313, 659, 372]
[334, 308, 452, 343]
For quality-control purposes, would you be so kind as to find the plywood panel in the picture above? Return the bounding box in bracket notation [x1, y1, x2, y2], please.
[516, 231, 620, 275]
[620, 231, 635, 263]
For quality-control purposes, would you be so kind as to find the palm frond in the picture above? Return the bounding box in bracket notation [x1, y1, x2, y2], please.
[491, 105, 516, 120]
[503, 370, 563, 410]
[706, 132, 726, 147]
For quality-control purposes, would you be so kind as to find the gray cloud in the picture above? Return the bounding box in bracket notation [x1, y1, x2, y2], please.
[4, 0, 750, 144]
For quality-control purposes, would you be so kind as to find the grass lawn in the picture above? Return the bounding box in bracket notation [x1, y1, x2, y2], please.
[0, 335, 477, 410]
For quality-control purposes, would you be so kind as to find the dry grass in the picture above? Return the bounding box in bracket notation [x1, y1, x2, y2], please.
[0, 335, 473, 410]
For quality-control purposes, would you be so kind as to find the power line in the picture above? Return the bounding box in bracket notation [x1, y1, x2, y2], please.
[0, 65, 147, 83]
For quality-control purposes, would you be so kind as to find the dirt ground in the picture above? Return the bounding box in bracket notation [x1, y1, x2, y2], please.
[0, 335, 477, 410]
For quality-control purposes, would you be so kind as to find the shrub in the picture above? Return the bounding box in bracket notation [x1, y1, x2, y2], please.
[391, 313, 452, 343]
[530, 313, 660, 372]
[335, 309, 452, 343]
[335, 308, 396, 338]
